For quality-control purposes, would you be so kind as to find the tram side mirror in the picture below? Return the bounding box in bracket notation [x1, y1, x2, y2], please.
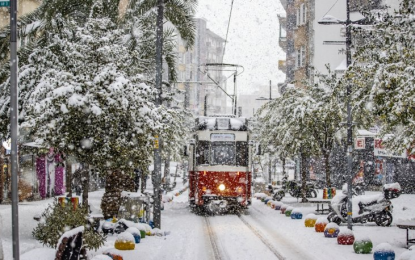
[256, 144, 262, 155]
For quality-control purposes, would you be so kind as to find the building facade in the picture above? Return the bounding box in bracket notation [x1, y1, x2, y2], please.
[175, 18, 228, 116]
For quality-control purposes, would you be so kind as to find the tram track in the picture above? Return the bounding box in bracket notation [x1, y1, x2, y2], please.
[236, 213, 286, 260]
[204, 212, 284, 260]
[204, 216, 226, 260]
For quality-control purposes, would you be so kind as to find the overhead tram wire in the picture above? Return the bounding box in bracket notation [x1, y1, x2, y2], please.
[222, 0, 235, 63]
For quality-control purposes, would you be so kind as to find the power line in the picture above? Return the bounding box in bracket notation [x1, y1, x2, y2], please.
[323, 0, 340, 18]
[222, 0, 234, 63]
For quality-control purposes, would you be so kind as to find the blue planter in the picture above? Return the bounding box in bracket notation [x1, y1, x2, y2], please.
[133, 234, 141, 244]
[291, 212, 303, 219]
[373, 251, 395, 260]
[149, 221, 155, 229]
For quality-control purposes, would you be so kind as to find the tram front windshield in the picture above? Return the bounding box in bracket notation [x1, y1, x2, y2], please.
[211, 142, 235, 165]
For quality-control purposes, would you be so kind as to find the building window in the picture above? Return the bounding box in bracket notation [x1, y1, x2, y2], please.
[301, 46, 306, 67]
[295, 46, 306, 68]
[301, 3, 307, 24]
[296, 8, 301, 27]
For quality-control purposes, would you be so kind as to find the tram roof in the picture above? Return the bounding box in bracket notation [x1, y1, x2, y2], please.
[195, 116, 248, 131]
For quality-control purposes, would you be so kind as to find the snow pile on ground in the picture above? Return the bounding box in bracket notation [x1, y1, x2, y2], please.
[118, 219, 152, 232]
[374, 242, 394, 252]
[91, 255, 113, 260]
[21, 248, 56, 260]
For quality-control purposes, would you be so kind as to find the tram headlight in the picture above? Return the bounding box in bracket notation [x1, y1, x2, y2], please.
[218, 184, 226, 191]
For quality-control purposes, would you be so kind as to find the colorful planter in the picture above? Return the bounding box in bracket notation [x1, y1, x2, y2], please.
[280, 205, 288, 214]
[285, 206, 294, 217]
[139, 229, 146, 239]
[373, 243, 395, 260]
[126, 227, 141, 244]
[324, 223, 340, 238]
[114, 232, 136, 250]
[304, 214, 318, 227]
[353, 237, 373, 254]
[337, 229, 355, 245]
[291, 208, 302, 219]
[273, 202, 282, 210]
[315, 217, 328, 232]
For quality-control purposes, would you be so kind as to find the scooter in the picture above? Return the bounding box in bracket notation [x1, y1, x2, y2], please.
[327, 183, 401, 227]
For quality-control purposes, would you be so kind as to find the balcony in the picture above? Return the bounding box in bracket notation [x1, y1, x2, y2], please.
[279, 36, 287, 51]
[278, 60, 286, 73]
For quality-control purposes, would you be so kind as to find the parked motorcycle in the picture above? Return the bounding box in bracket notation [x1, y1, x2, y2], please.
[272, 180, 318, 201]
[328, 183, 401, 227]
[353, 182, 366, 196]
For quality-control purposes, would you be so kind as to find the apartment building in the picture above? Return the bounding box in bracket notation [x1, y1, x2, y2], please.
[175, 18, 228, 116]
[277, 0, 400, 93]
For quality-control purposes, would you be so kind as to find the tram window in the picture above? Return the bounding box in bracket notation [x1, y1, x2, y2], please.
[196, 141, 210, 165]
[236, 141, 248, 166]
[211, 142, 235, 165]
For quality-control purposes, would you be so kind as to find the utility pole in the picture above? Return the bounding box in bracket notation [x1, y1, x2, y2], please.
[345, 0, 353, 231]
[153, 0, 163, 229]
[268, 156, 272, 184]
[10, 0, 20, 258]
[318, 0, 354, 230]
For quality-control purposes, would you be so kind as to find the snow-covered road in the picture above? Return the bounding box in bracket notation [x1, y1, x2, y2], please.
[1, 185, 415, 260]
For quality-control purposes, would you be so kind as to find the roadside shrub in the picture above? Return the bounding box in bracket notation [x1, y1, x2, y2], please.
[32, 200, 105, 251]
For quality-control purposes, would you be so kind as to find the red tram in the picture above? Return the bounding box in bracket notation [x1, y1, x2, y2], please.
[187, 116, 252, 213]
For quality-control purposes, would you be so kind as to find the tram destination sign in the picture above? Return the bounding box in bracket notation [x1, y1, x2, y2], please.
[0, 1, 10, 7]
[211, 133, 235, 142]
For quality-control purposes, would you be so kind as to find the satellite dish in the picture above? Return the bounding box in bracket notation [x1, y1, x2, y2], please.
[2, 139, 11, 150]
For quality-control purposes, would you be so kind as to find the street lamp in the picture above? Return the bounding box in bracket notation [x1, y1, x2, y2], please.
[318, 0, 354, 230]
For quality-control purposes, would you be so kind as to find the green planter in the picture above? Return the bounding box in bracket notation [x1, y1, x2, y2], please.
[140, 229, 146, 239]
[353, 239, 373, 254]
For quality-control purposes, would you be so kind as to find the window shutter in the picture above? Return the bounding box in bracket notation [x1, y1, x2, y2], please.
[296, 9, 300, 27]
[301, 46, 306, 67]
[300, 4, 304, 24]
[303, 4, 307, 24]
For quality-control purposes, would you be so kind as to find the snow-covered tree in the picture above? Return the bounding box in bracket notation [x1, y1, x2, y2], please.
[0, 0, 196, 77]
[349, 0, 415, 154]
[0, 0, 194, 205]
[256, 85, 319, 201]
[302, 68, 344, 187]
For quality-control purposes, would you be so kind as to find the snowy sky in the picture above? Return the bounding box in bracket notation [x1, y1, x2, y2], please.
[196, 0, 286, 96]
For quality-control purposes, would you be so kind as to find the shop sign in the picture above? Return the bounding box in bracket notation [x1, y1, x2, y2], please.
[374, 139, 406, 158]
[355, 137, 365, 150]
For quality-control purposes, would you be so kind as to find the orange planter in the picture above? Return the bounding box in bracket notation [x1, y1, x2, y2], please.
[315, 222, 327, 232]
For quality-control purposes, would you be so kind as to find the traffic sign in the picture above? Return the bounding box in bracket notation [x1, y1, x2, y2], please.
[0, 1, 10, 7]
